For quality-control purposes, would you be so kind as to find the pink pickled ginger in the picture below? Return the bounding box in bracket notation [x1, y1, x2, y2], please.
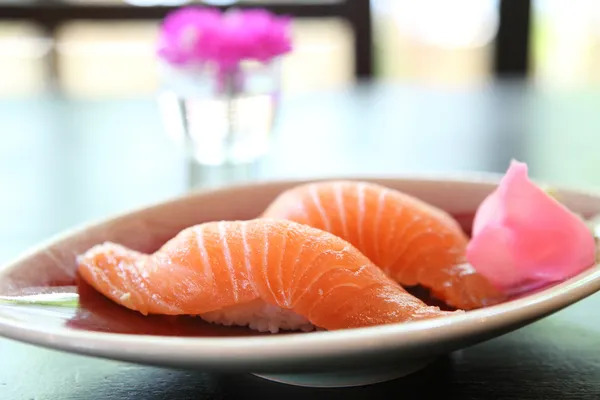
[466, 160, 596, 295]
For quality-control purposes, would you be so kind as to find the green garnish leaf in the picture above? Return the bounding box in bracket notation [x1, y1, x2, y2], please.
[0, 293, 79, 308]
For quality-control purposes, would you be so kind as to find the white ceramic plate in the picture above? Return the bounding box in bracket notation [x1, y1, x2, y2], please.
[1, 175, 600, 388]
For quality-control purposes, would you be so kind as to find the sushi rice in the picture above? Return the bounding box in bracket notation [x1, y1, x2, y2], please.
[200, 298, 317, 333]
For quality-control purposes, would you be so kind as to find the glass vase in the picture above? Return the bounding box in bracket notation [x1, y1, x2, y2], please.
[157, 59, 281, 189]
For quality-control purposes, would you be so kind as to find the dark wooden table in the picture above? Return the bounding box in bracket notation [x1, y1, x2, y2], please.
[2, 81, 600, 399]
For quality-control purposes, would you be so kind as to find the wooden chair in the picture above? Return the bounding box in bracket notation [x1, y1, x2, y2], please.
[494, 0, 531, 77]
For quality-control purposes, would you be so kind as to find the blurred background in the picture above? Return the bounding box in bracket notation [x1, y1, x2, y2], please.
[5, 0, 600, 95]
[1, 0, 600, 262]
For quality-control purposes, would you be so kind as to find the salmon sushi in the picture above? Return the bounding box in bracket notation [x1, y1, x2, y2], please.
[261, 181, 506, 310]
[76, 219, 458, 333]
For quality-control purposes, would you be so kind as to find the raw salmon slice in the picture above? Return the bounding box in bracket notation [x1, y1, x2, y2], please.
[77, 219, 458, 333]
[261, 181, 506, 310]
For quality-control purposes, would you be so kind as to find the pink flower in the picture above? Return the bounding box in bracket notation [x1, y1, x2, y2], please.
[156, 6, 292, 71]
[466, 160, 596, 296]
[157, 7, 222, 66]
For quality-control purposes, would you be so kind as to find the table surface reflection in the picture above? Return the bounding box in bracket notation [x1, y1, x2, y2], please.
[1, 81, 600, 399]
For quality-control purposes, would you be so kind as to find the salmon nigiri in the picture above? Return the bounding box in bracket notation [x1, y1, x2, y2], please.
[261, 181, 505, 310]
[77, 219, 457, 333]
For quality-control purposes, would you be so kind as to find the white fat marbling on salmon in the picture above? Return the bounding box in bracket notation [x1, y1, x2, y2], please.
[288, 234, 308, 305]
[193, 225, 214, 286]
[240, 222, 258, 294]
[276, 227, 288, 306]
[380, 198, 402, 270]
[334, 182, 349, 238]
[386, 213, 427, 279]
[356, 182, 367, 252]
[309, 184, 331, 231]
[307, 281, 363, 321]
[218, 220, 239, 303]
[291, 244, 354, 307]
[261, 223, 281, 303]
[372, 188, 389, 264]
